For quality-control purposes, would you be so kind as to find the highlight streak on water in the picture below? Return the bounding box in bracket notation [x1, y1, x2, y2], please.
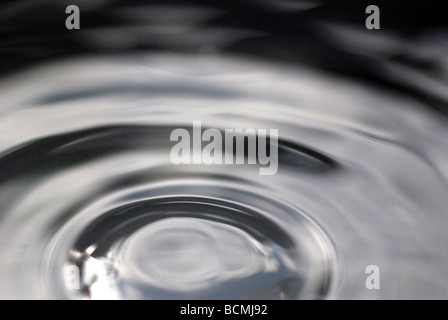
[0, 53, 448, 299]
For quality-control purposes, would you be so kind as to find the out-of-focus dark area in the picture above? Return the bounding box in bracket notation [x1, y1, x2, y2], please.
[1, 0, 447, 115]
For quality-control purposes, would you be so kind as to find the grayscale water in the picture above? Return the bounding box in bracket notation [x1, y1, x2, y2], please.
[0, 0, 448, 300]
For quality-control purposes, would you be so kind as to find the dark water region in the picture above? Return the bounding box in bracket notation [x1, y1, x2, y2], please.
[1, 0, 447, 115]
[0, 0, 447, 299]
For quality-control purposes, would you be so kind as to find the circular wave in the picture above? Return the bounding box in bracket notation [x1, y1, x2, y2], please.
[0, 54, 448, 299]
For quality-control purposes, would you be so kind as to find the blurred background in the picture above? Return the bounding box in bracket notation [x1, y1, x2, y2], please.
[1, 0, 448, 116]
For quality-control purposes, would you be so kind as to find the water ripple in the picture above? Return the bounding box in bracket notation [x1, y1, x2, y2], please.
[0, 53, 447, 299]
